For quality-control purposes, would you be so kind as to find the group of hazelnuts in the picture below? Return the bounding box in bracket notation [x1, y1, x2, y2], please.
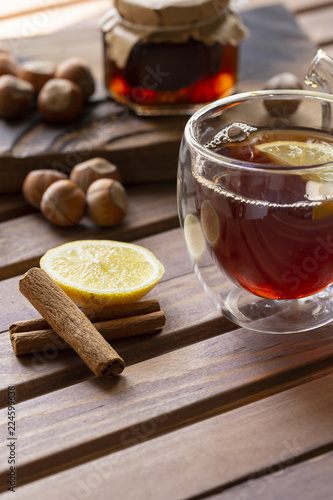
[0, 49, 95, 122]
[22, 157, 128, 228]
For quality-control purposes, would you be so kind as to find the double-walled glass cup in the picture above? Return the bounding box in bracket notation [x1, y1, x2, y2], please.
[177, 90, 333, 333]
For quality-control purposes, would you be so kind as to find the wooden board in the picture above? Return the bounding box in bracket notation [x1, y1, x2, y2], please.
[0, 4, 318, 193]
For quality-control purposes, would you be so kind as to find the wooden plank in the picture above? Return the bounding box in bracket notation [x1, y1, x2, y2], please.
[0, 181, 178, 281]
[297, 6, 333, 47]
[209, 450, 333, 499]
[4, 368, 333, 497]
[237, 4, 317, 92]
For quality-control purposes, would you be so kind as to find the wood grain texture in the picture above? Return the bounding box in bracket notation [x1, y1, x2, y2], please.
[1, 4, 331, 499]
[4, 369, 333, 496]
[298, 6, 333, 47]
[0, 181, 178, 281]
[0, 101, 187, 193]
[0, 194, 36, 222]
[209, 450, 333, 500]
[237, 4, 317, 92]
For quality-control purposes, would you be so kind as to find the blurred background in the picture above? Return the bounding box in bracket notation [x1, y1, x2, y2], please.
[0, 0, 332, 82]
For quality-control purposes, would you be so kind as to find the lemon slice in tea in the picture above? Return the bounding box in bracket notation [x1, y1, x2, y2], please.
[40, 240, 165, 308]
[184, 213, 205, 261]
[256, 141, 333, 219]
[255, 140, 333, 182]
[201, 200, 220, 247]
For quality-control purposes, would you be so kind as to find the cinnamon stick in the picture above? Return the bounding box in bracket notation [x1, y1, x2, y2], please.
[19, 267, 125, 378]
[9, 300, 161, 334]
[10, 311, 166, 355]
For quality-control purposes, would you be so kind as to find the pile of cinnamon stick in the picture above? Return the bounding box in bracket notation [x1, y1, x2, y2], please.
[11, 268, 166, 378]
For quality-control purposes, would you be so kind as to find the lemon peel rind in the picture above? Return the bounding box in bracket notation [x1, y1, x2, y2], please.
[255, 140, 333, 167]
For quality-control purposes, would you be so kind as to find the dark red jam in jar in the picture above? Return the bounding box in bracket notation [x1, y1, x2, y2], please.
[101, 0, 247, 116]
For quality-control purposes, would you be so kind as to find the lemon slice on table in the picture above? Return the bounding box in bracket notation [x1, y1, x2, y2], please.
[255, 141, 333, 181]
[40, 240, 165, 309]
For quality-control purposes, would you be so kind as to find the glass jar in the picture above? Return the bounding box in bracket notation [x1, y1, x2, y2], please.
[100, 0, 247, 116]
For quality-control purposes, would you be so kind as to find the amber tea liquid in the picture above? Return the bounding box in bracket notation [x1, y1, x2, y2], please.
[193, 128, 333, 300]
[106, 39, 237, 109]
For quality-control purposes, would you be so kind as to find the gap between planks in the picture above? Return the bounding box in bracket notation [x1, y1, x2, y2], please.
[204, 449, 333, 500]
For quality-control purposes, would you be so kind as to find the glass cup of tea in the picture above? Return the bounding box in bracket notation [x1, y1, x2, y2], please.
[177, 89, 333, 333]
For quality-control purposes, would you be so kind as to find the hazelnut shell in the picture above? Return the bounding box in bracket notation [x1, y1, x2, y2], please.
[0, 75, 34, 119]
[0, 54, 18, 77]
[22, 169, 67, 208]
[37, 78, 83, 123]
[41, 179, 86, 226]
[70, 158, 122, 192]
[19, 60, 55, 94]
[55, 57, 95, 100]
[87, 178, 127, 227]
[263, 72, 303, 116]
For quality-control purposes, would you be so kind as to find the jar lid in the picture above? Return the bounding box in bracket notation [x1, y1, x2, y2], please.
[102, 3, 246, 69]
[114, 0, 230, 27]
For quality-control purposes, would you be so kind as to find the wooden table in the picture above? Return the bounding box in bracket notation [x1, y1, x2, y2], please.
[1, 2, 333, 498]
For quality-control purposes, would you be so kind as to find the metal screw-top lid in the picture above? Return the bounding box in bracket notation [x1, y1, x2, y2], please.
[114, 0, 230, 27]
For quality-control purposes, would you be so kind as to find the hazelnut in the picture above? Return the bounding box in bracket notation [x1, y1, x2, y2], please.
[55, 57, 95, 100]
[70, 158, 122, 192]
[41, 179, 86, 227]
[263, 72, 303, 116]
[0, 54, 18, 77]
[22, 169, 67, 208]
[19, 60, 55, 94]
[0, 75, 34, 119]
[87, 178, 127, 227]
[37, 78, 83, 123]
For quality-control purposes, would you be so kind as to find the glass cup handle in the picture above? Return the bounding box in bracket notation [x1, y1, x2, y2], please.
[305, 49, 333, 129]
